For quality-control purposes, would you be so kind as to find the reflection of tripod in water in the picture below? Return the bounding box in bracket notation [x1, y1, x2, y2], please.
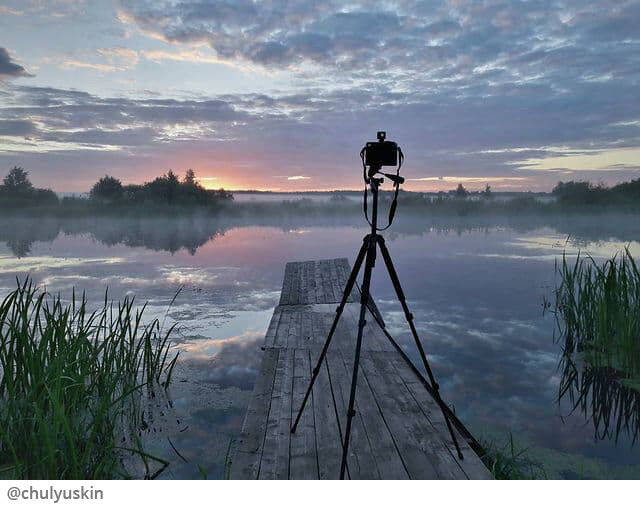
[290, 136, 464, 479]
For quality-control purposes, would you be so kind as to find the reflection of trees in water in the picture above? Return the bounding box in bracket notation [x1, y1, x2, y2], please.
[559, 353, 640, 445]
[65, 217, 227, 255]
[0, 216, 228, 257]
[1, 213, 640, 257]
[0, 218, 60, 257]
[6, 239, 34, 258]
[387, 213, 640, 242]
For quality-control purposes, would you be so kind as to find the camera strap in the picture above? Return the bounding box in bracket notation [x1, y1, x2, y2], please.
[361, 146, 404, 231]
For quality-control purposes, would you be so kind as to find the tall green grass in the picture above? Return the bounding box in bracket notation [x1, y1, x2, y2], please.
[0, 280, 178, 479]
[480, 434, 545, 480]
[552, 248, 640, 380]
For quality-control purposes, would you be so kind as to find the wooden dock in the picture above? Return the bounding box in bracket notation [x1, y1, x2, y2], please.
[230, 258, 490, 480]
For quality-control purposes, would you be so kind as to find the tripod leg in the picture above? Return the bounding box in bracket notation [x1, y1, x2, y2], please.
[339, 239, 376, 479]
[291, 236, 370, 434]
[376, 236, 464, 460]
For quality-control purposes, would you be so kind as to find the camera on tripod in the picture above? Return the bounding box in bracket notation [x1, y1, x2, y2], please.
[292, 130, 465, 477]
[361, 131, 405, 186]
[364, 131, 398, 167]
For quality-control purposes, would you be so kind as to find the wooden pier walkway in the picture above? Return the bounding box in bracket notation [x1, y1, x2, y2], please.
[230, 258, 490, 480]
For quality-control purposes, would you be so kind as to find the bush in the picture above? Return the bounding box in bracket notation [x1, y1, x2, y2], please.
[90, 175, 123, 202]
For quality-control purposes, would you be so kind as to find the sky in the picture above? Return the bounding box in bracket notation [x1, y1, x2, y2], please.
[0, 0, 639, 192]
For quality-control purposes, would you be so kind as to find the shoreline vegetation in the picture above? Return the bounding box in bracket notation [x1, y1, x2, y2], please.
[552, 249, 640, 444]
[554, 249, 640, 384]
[2, 166, 640, 217]
[0, 280, 178, 479]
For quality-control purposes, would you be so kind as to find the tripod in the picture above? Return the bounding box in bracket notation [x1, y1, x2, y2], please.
[290, 171, 464, 479]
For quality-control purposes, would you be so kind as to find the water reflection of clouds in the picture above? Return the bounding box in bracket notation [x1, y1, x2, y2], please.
[177, 330, 264, 360]
[157, 265, 242, 286]
[0, 255, 125, 273]
[138, 333, 264, 479]
[378, 296, 560, 441]
[509, 235, 640, 259]
[472, 253, 559, 261]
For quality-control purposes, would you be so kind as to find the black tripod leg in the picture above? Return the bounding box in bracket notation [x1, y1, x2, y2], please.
[339, 239, 376, 479]
[376, 236, 464, 460]
[291, 236, 370, 434]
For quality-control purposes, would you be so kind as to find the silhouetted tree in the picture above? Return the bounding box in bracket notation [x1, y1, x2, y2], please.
[90, 175, 123, 202]
[0, 166, 58, 208]
[184, 169, 197, 186]
[3, 166, 33, 195]
[552, 181, 607, 205]
[145, 170, 181, 204]
[483, 183, 493, 199]
[454, 183, 468, 198]
[611, 178, 640, 203]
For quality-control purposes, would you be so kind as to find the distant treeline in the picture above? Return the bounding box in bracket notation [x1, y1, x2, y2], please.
[551, 179, 640, 206]
[227, 179, 640, 218]
[390, 178, 640, 215]
[0, 167, 233, 215]
[2, 165, 640, 217]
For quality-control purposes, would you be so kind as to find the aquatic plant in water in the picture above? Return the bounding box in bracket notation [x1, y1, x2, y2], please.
[480, 434, 545, 480]
[551, 248, 640, 443]
[0, 280, 178, 479]
[553, 248, 640, 381]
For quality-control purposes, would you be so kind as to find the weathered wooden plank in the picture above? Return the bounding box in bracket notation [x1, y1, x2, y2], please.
[230, 349, 279, 479]
[346, 353, 410, 480]
[263, 307, 281, 348]
[321, 261, 336, 303]
[291, 263, 301, 306]
[335, 347, 408, 479]
[314, 261, 325, 304]
[280, 263, 292, 305]
[388, 355, 491, 479]
[305, 260, 315, 305]
[341, 302, 394, 352]
[324, 349, 379, 479]
[289, 349, 319, 479]
[309, 348, 344, 479]
[331, 259, 341, 302]
[364, 353, 465, 479]
[335, 258, 354, 303]
[299, 261, 307, 305]
[259, 348, 294, 479]
[301, 310, 312, 349]
[285, 310, 298, 349]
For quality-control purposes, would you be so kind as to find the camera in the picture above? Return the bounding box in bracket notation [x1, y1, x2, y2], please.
[364, 131, 398, 167]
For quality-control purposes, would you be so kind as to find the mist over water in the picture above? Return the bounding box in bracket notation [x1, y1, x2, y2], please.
[2, 211, 640, 478]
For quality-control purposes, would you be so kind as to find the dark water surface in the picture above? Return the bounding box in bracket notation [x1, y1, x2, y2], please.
[1, 215, 639, 478]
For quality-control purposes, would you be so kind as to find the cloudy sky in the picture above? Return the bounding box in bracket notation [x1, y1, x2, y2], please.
[0, 0, 639, 192]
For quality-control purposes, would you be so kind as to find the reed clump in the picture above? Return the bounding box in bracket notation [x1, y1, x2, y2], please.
[480, 435, 545, 479]
[0, 280, 178, 479]
[553, 248, 640, 382]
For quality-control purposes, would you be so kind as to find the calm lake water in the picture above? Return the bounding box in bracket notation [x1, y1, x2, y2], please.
[1, 214, 639, 479]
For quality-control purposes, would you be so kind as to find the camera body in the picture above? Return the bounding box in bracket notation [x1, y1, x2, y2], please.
[364, 131, 398, 167]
